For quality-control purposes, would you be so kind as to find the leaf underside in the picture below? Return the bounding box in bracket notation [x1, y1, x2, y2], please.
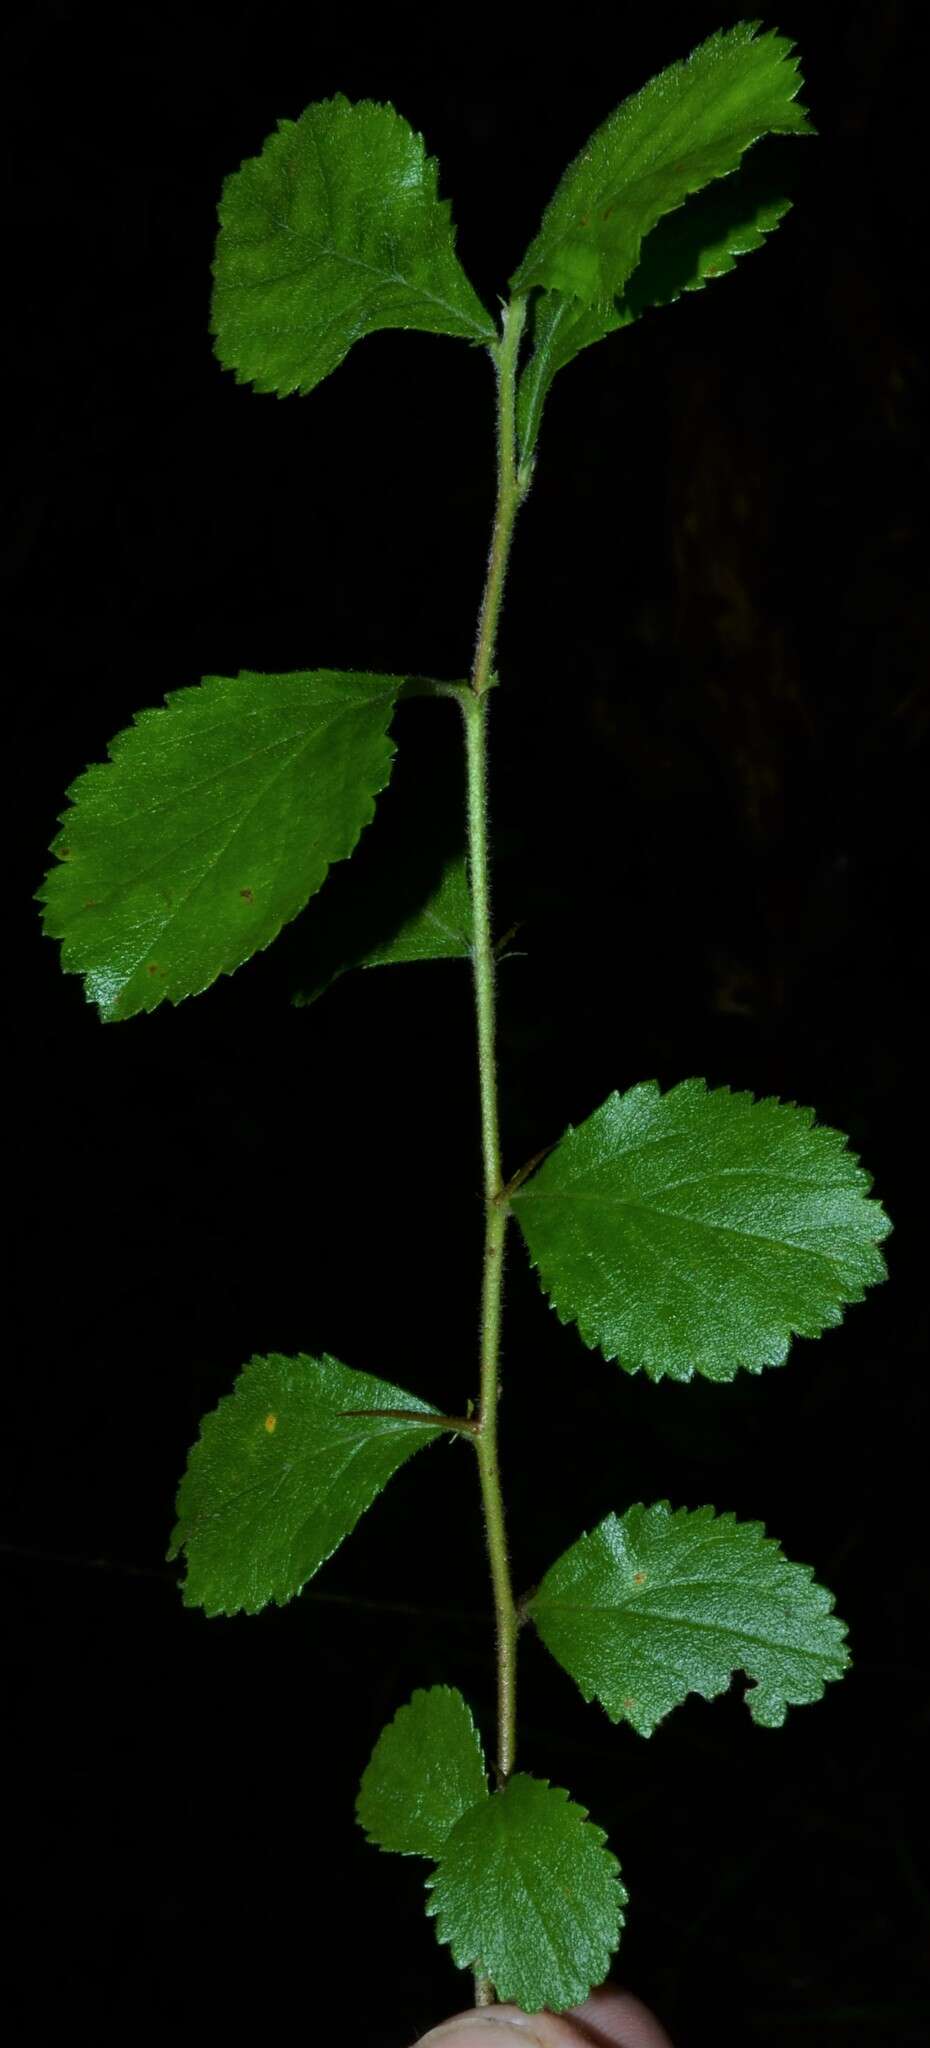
[38, 670, 402, 1020]
[513, 1078, 890, 1382]
[427, 1773, 625, 2013]
[212, 94, 495, 398]
[168, 1352, 442, 1616]
[357, 1686, 488, 1858]
[528, 1502, 849, 1737]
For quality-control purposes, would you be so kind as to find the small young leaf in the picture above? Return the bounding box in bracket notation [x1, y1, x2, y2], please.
[39, 670, 403, 1020]
[286, 695, 473, 1004]
[513, 1079, 890, 1382]
[357, 1686, 488, 1858]
[510, 22, 811, 306]
[426, 1773, 625, 2013]
[293, 850, 471, 1007]
[212, 95, 496, 398]
[168, 1352, 442, 1617]
[352, 851, 471, 969]
[527, 1503, 849, 1735]
[517, 152, 794, 463]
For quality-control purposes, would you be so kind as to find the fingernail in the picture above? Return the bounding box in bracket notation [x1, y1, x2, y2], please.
[421, 2020, 543, 2045]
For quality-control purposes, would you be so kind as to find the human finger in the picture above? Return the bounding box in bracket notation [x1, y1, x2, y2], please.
[417, 1984, 674, 2047]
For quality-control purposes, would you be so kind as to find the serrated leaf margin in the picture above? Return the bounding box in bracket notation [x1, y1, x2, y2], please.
[526, 1500, 851, 1735]
[513, 1077, 891, 1383]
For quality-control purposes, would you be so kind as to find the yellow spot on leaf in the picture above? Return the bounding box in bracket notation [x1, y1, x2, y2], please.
[264, 1413, 277, 1433]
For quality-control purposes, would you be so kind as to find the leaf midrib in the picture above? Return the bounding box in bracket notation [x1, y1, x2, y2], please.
[521, 1187, 864, 1261]
[89, 711, 385, 840]
[222, 223, 493, 340]
[534, 1594, 833, 1659]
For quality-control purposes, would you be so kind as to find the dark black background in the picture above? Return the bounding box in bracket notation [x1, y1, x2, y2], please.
[8, 3, 927, 2042]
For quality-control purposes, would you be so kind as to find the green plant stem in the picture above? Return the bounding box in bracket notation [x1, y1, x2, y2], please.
[472, 297, 528, 704]
[462, 301, 530, 1906]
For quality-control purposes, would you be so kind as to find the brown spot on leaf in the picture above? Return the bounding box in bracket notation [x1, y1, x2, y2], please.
[633, 1570, 647, 1584]
[83, 899, 98, 910]
[240, 887, 254, 903]
[623, 1696, 636, 1710]
[264, 1413, 277, 1433]
[147, 963, 160, 976]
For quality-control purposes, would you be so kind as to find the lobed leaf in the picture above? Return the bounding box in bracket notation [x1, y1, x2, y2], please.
[212, 95, 496, 398]
[168, 1352, 442, 1616]
[510, 21, 811, 307]
[38, 670, 403, 1020]
[527, 1502, 849, 1735]
[517, 150, 794, 463]
[357, 1686, 488, 1858]
[513, 1079, 890, 1382]
[426, 1773, 625, 2013]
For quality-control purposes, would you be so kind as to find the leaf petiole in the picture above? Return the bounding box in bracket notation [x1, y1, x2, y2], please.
[337, 1407, 480, 1435]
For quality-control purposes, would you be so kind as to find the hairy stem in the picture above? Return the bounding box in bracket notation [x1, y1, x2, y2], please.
[471, 297, 528, 704]
[462, 300, 529, 1920]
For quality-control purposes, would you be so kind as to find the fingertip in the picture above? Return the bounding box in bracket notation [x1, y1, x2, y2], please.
[568, 1986, 676, 2047]
[415, 1989, 674, 2048]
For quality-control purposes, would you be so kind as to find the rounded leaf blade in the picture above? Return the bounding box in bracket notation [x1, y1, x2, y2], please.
[426, 1773, 625, 2013]
[527, 1503, 850, 1735]
[38, 670, 402, 1019]
[357, 1686, 488, 1858]
[512, 1079, 891, 1382]
[168, 1352, 443, 1617]
[212, 95, 495, 398]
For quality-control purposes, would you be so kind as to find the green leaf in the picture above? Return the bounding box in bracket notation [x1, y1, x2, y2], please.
[293, 849, 471, 1006]
[212, 95, 496, 398]
[354, 851, 471, 968]
[517, 144, 795, 463]
[621, 136, 796, 315]
[510, 22, 811, 306]
[512, 1079, 890, 1383]
[517, 294, 626, 470]
[426, 1773, 625, 2013]
[527, 1503, 849, 1735]
[286, 691, 473, 1004]
[38, 670, 403, 1020]
[168, 1352, 442, 1617]
[357, 1686, 488, 1858]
